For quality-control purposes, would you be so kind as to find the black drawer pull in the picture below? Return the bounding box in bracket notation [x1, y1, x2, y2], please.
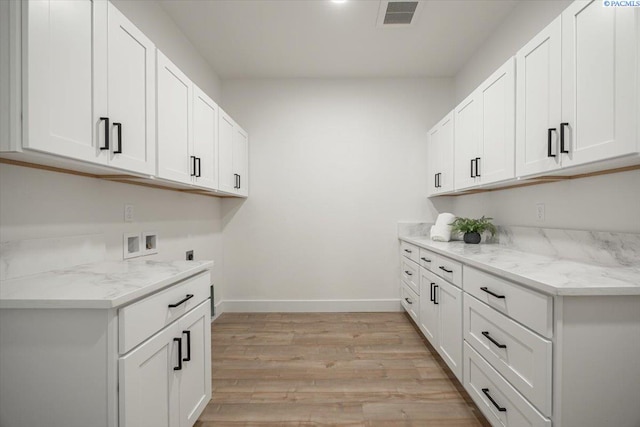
[430, 282, 435, 302]
[560, 122, 570, 153]
[404, 270, 413, 276]
[196, 157, 201, 177]
[480, 287, 506, 299]
[439, 266, 453, 273]
[482, 331, 507, 349]
[190, 156, 197, 177]
[99, 117, 110, 150]
[113, 122, 122, 154]
[182, 330, 191, 362]
[547, 128, 557, 158]
[173, 337, 183, 371]
[475, 157, 481, 177]
[404, 297, 413, 305]
[404, 249, 412, 254]
[433, 285, 439, 305]
[168, 294, 194, 308]
[421, 257, 431, 263]
[470, 158, 476, 178]
[482, 388, 507, 412]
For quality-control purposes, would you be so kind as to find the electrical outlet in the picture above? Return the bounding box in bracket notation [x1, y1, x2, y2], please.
[536, 203, 545, 222]
[186, 250, 194, 261]
[124, 204, 134, 222]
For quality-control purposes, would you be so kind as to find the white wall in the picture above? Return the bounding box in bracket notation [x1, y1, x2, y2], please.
[448, 0, 640, 233]
[0, 164, 224, 301]
[111, 0, 222, 103]
[220, 78, 453, 309]
[454, 0, 572, 103]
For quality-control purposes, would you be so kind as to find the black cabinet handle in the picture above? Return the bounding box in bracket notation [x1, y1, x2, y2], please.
[404, 270, 413, 276]
[434, 173, 438, 188]
[168, 294, 194, 308]
[404, 249, 412, 254]
[548, 128, 557, 158]
[100, 117, 110, 150]
[480, 287, 506, 299]
[404, 297, 413, 305]
[238, 174, 241, 189]
[475, 157, 481, 177]
[439, 266, 453, 273]
[433, 285, 439, 305]
[173, 337, 183, 371]
[113, 122, 122, 154]
[430, 282, 435, 302]
[182, 330, 191, 362]
[482, 331, 507, 349]
[190, 156, 197, 177]
[470, 158, 476, 178]
[482, 388, 507, 412]
[196, 157, 201, 177]
[233, 173, 239, 189]
[560, 122, 569, 153]
[421, 257, 431, 263]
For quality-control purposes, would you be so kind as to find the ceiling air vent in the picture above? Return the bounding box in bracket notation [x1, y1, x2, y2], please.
[377, 1, 420, 27]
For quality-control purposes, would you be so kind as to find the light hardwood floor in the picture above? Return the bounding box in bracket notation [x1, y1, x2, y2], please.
[195, 312, 490, 427]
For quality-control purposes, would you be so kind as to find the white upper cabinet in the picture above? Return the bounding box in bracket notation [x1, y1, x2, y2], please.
[561, 0, 638, 167]
[23, 0, 106, 164]
[517, 1, 638, 177]
[218, 108, 249, 197]
[454, 90, 481, 191]
[106, 2, 156, 175]
[192, 86, 219, 190]
[516, 17, 563, 177]
[478, 57, 515, 185]
[427, 111, 454, 196]
[157, 51, 193, 184]
[20, 0, 156, 175]
[455, 57, 516, 192]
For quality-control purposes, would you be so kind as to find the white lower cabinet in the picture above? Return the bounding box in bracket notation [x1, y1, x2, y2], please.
[418, 266, 462, 381]
[464, 343, 551, 427]
[120, 300, 211, 427]
[401, 281, 420, 324]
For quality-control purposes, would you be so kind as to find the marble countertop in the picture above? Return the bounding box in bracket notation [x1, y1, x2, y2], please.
[399, 236, 640, 296]
[0, 260, 213, 309]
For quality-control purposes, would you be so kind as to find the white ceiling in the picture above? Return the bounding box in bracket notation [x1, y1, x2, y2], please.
[159, 0, 519, 79]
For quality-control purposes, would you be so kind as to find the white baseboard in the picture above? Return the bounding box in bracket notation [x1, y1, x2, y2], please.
[215, 299, 402, 314]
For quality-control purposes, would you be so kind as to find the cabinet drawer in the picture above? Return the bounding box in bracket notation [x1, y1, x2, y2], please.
[464, 266, 552, 338]
[464, 295, 552, 415]
[400, 258, 420, 295]
[464, 343, 551, 427]
[418, 248, 436, 271]
[433, 254, 462, 288]
[119, 271, 211, 354]
[400, 241, 420, 264]
[401, 282, 419, 325]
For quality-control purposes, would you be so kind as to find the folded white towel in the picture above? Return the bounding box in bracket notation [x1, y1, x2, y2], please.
[430, 213, 457, 242]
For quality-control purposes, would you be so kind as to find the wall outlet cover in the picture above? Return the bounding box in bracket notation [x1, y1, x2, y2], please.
[536, 203, 545, 222]
[124, 204, 134, 222]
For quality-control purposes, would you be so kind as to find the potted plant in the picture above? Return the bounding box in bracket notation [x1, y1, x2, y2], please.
[450, 216, 497, 244]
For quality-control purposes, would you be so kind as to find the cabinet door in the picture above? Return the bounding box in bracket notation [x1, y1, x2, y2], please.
[436, 280, 462, 381]
[427, 124, 440, 196]
[561, 0, 638, 167]
[419, 269, 439, 345]
[107, 2, 156, 175]
[192, 85, 218, 190]
[178, 301, 212, 427]
[218, 109, 236, 194]
[479, 57, 515, 185]
[119, 322, 180, 427]
[233, 125, 249, 197]
[454, 91, 481, 191]
[516, 17, 562, 177]
[157, 51, 193, 184]
[24, 0, 107, 164]
[437, 112, 455, 193]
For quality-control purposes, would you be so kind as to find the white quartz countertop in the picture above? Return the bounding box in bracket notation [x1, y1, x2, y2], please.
[0, 260, 213, 309]
[399, 236, 640, 296]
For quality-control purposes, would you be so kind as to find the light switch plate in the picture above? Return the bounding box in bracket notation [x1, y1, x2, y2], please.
[124, 204, 134, 222]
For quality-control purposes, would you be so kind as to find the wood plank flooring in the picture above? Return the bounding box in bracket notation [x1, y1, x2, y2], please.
[195, 312, 490, 427]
